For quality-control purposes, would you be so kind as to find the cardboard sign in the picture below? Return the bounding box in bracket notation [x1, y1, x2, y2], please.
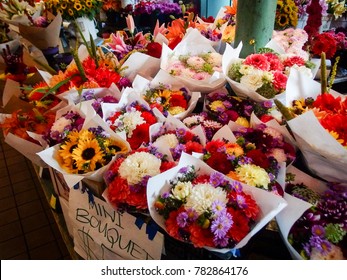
[69, 189, 164, 260]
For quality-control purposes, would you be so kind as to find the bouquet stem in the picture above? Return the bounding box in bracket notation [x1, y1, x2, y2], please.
[320, 52, 327, 94]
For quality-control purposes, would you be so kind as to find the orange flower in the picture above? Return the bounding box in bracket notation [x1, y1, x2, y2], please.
[225, 0, 237, 16]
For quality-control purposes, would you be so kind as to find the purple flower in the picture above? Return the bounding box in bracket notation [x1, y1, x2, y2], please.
[211, 212, 233, 239]
[213, 236, 229, 247]
[186, 208, 198, 222]
[312, 225, 325, 238]
[177, 212, 188, 228]
[230, 181, 243, 193]
[209, 172, 225, 187]
[211, 200, 226, 215]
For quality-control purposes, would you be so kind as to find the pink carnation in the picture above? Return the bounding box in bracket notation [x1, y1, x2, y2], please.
[272, 71, 288, 91]
[244, 54, 270, 71]
[264, 53, 284, 71]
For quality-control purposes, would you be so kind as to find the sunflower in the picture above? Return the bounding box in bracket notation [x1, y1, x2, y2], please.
[68, 8, 74, 16]
[74, 2, 82, 11]
[86, 1, 93, 8]
[72, 138, 105, 172]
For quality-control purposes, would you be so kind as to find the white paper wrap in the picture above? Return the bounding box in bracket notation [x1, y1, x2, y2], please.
[147, 152, 288, 253]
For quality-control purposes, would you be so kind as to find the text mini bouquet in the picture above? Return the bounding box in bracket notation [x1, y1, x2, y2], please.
[104, 145, 176, 212]
[147, 153, 287, 252]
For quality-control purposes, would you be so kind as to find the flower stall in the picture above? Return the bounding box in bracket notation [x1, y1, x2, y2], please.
[0, 0, 347, 262]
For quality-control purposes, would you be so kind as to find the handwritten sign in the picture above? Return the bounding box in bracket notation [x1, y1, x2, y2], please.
[69, 189, 164, 260]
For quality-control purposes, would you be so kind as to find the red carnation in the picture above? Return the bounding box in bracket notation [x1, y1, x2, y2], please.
[246, 149, 270, 169]
[244, 54, 270, 71]
[169, 94, 188, 109]
[128, 123, 150, 149]
[146, 42, 162, 58]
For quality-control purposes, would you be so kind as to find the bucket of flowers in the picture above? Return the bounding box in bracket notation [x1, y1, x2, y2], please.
[147, 152, 287, 252]
[276, 165, 346, 260]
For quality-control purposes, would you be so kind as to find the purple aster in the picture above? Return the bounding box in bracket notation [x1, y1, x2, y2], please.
[210, 172, 225, 187]
[223, 100, 233, 109]
[211, 212, 233, 239]
[211, 200, 227, 215]
[312, 225, 325, 238]
[178, 166, 189, 174]
[177, 212, 188, 228]
[176, 128, 186, 138]
[171, 144, 185, 161]
[231, 181, 243, 193]
[237, 156, 252, 165]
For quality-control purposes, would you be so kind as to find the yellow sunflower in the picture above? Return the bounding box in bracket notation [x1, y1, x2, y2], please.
[103, 138, 129, 155]
[72, 138, 105, 172]
[74, 2, 82, 11]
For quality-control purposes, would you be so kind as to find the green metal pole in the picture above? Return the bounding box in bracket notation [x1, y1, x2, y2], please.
[234, 0, 277, 58]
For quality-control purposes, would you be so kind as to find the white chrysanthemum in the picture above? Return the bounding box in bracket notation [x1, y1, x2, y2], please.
[186, 56, 206, 69]
[118, 152, 161, 185]
[154, 134, 179, 149]
[116, 111, 144, 137]
[171, 181, 193, 200]
[236, 164, 270, 189]
[240, 70, 264, 91]
[51, 118, 72, 133]
[185, 183, 228, 215]
[206, 52, 222, 67]
[267, 148, 287, 163]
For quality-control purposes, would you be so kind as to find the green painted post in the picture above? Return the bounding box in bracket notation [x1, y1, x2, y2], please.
[234, 0, 277, 58]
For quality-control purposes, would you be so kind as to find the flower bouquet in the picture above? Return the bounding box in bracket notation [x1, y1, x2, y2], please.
[150, 115, 206, 162]
[0, 107, 56, 167]
[103, 144, 176, 213]
[102, 89, 163, 150]
[223, 41, 314, 102]
[276, 67, 347, 183]
[202, 124, 294, 196]
[37, 113, 130, 188]
[160, 28, 226, 93]
[104, 15, 162, 82]
[132, 72, 201, 120]
[147, 152, 287, 252]
[276, 165, 346, 260]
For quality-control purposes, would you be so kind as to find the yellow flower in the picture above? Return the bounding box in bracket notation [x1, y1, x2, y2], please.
[225, 143, 244, 157]
[86, 1, 93, 8]
[235, 117, 250, 127]
[235, 164, 271, 189]
[209, 100, 225, 112]
[72, 138, 105, 172]
[222, 25, 236, 43]
[68, 8, 74, 16]
[168, 106, 186, 115]
[74, 2, 82, 11]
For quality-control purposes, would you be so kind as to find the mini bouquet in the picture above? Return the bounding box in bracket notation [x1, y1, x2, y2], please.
[276, 67, 347, 182]
[147, 153, 287, 252]
[104, 145, 176, 212]
[150, 116, 205, 162]
[223, 42, 314, 102]
[132, 72, 201, 120]
[276, 165, 346, 260]
[161, 28, 226, 93]
[103, 89, 162, 150]
[37, 114, 130, 188]
[0, 107, 55, 166]
[202, 124, 294, 196]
